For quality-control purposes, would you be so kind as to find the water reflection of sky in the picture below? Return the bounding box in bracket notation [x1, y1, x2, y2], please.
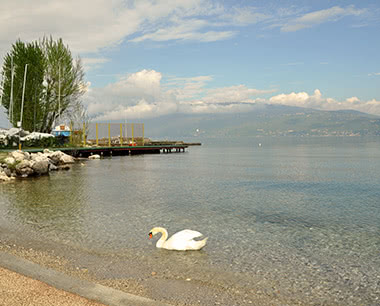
[1, 137, 380, 304]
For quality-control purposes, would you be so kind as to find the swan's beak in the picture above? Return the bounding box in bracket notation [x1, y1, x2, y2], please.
[148, 232, 153, 240]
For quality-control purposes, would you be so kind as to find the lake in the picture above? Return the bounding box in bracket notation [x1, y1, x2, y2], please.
[1, 136, 380, 305]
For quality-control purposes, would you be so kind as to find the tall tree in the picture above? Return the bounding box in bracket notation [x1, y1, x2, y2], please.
[2, 40, 45, 131]
[1, 37, 86, 133]
[40, 37, 86, 133]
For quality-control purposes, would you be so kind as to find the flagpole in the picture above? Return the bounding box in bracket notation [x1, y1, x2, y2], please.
[20, 64, 28, 128]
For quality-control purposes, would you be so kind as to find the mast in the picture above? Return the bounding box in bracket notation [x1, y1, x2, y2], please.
[10, 57, 15, 127]
[20, 64, 28, 128]
[0, 69, 4, 107]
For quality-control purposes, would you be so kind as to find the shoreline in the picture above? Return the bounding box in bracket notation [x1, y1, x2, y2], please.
[0, 227, 287, 306]
[0, 251, 168, 306]
[0, 266, 106, 306]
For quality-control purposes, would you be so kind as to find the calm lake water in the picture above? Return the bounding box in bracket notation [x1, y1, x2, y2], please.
[1, 137, 380, 305]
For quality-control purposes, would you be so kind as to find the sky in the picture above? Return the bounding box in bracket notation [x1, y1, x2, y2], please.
[0, 0, 380, 126]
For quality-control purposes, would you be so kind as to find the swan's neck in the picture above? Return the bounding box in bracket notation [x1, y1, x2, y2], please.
[156, 227, 168, 248]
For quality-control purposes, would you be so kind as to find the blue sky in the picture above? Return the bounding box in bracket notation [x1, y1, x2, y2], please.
[1, 0, 380, 125]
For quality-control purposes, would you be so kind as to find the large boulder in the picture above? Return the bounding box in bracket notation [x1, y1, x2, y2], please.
[4, 156, 16, 165]
[31, 156, 50, 175]
[48, 151, 74, 165]
[10, 150, 30, 161]
[15, 160, 34, 177]
[60, 153, 75, 164]
[0, 169, 14, 181]
[3, 167, 12, 177]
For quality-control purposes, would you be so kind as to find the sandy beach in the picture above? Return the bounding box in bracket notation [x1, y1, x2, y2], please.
[0, 234, 277, 306]
[0, 266, 105, 306]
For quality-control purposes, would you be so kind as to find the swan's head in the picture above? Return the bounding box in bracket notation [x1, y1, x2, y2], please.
[148, 227, 158, 240]
[148, 227, 165, 240]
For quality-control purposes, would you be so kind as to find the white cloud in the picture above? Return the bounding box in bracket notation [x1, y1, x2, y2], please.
[82, 57, 110, 71]
[0, 0, 228, 56]
[270, 89, 323, 107]
[84, 70, 380, 120]
[131, 26, 235, 43]
[85, 69, 164, 115]
[84, 69, 179, 120]
[84, 69, 274, 120]
[270, 89, 380, 115]
[218, 6, 270, 26]
[180, 100, 261, 114]
[203, 85, 275, 103]
[281, 5, 366, 32]
[0, 1, 372, 71]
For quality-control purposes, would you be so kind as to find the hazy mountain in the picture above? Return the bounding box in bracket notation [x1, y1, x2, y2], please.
[143, 104, 380, 138]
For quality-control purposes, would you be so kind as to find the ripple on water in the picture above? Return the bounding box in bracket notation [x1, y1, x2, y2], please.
[1, 138, 380, 305]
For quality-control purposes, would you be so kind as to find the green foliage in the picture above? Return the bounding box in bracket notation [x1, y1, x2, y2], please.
[2, 40, 45, 131]
[39, 37, 86, 133]
[1, 37, 86, 133]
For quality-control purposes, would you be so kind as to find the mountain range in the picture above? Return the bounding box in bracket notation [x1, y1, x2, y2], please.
[143, 104, 380, 138]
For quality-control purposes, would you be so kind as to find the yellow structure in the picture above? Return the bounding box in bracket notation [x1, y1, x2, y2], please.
[70, 122, 144, 147]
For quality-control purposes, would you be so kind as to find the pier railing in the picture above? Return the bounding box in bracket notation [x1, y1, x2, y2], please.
[69, 123, 144, 147]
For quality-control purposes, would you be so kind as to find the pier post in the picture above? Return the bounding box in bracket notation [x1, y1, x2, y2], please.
[131, 123, 134, 145]
[108, 123, 111, 147]
[96, 123, 98, 146]
[142, 123, 144, 146]
[83, 123, 86, 146]
[120, 123, 123, 146]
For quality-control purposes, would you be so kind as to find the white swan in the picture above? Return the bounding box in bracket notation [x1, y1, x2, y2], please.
[148, 227, 208, 251]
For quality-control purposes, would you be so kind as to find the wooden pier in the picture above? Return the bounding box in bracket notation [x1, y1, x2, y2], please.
[21, 144, 188, 158]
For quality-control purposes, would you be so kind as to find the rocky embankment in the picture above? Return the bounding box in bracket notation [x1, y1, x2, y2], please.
[0, 150, 76, 182]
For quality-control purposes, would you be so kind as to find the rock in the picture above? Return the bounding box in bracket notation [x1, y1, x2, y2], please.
[4, 167, 12, 177]
[17, 167, 34, 177]
[60, 153, 75, 164]
[57, 164, 71, 171]
[31, 152, 46, 161]
[15, 159, 31, 170]
[4, 157, 16, 165]
[15, 160, 34, 176]
[46, 151, 62, 165]
[49, 163, 58, 171]
[31, 159, 49, 175]
[0, 173, 13, 182]
[47, 151, 74, 165]
[10, 150, 29, 162]
[1, 149, 77, 183]
[88, 154, 100, 159]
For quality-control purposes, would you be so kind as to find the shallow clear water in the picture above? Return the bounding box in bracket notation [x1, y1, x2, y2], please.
[1, 136, 380, 304]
